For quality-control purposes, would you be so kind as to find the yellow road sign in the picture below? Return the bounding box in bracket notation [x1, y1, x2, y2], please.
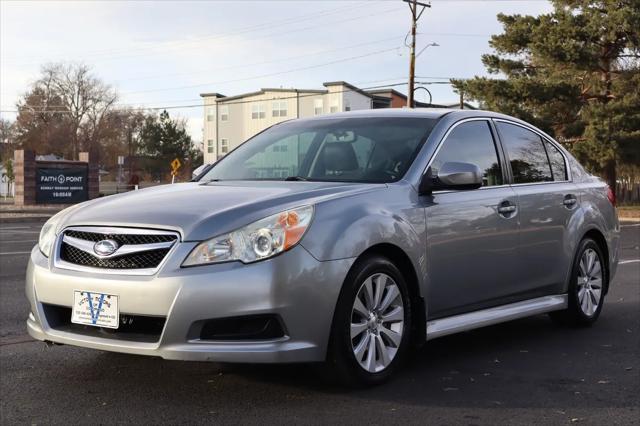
[170, 158, 181, 176]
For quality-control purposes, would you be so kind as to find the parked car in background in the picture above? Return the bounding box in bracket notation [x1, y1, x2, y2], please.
[26, 109, 619, 385]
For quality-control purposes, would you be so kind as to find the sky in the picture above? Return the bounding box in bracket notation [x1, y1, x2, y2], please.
[0, 0, 553, 145]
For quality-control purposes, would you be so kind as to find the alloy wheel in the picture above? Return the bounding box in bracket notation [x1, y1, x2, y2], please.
[350, 273, 404, 373]
[577, 248, 603, 317]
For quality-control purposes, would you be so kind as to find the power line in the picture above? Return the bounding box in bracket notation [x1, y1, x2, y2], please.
[1, 77, 453, 113]
[121, 46, 402, 95]
[113, 35, 404, 83]
[104, 6, 404, 63]
[7, 4, 402, 66]
[0, 78, 459, 114]
[0, 81, 456, 114]
[114, 30, 490, 83]
[1, 75, 461, 113]
[5, 3, 364, 64]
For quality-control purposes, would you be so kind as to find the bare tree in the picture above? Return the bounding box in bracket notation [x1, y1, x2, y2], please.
[40, 63, 118, 159]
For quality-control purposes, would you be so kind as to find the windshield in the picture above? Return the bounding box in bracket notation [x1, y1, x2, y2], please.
[201, 117, 438, 183]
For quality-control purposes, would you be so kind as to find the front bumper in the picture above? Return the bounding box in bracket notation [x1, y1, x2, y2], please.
[26, 243, 354, 363]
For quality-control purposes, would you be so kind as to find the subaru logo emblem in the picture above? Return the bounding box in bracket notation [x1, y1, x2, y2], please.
[93, 239, 119, 257]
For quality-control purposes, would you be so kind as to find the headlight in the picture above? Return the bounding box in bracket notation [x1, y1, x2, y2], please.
[37, 202, 85, 257]
[38, 220, 58, 257]
[183, 205, 314, 266]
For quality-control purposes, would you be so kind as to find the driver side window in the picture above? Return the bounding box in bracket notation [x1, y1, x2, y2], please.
[431, 121, 503, 187]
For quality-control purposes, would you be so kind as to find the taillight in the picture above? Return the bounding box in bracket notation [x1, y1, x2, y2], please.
[606, 186, 616, 206]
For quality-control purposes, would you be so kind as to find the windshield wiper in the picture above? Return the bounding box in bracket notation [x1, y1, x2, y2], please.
[284, 176, 308, 181]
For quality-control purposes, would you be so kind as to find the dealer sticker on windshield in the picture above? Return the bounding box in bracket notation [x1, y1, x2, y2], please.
[71, 291, 119, 329]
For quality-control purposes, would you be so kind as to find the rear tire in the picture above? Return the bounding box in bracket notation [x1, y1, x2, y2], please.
[550, 238, 607, 326]
[327, 255, 412, 386]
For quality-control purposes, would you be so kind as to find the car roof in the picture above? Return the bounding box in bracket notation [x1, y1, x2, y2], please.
[292, 108, 515, 122]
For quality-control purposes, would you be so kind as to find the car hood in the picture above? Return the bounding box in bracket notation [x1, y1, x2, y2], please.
[60, 181, 385, 241]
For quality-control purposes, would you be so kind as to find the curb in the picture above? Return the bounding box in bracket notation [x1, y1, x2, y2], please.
[620, 217, 640, 223]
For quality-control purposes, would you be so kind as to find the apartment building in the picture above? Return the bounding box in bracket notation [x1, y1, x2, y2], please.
[200, 81, 373, 163]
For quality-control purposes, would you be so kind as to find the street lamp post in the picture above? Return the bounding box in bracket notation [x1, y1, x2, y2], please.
[416, 42, 439, 58]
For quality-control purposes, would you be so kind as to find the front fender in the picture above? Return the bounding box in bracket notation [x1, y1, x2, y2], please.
[300, 184, 427, 289]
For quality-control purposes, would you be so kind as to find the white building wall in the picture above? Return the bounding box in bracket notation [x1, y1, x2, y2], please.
[242, 91, 299, 141]
[343, 89, 372, 111]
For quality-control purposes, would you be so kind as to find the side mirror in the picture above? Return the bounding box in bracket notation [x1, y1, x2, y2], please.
[192, 163, 212, 181]
[419, 162, 483, 195]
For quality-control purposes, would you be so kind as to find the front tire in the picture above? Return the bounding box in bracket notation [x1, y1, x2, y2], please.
[551, 238, 607, 326]
[328, 255, 412, 386]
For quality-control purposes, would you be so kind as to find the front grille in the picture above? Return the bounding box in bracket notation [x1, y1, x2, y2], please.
[64, 230, 176, 245]
[61, 244, 170, 269]
[57, 227, 178, 271]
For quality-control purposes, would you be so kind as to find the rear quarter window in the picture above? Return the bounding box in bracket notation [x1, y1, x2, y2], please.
[544, 140, 567, 181]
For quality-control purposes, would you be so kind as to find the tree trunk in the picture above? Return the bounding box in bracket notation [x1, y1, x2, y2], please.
[603, 159, 617, 197]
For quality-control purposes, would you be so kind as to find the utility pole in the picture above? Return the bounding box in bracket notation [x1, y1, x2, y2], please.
[403, 0, 431, 108]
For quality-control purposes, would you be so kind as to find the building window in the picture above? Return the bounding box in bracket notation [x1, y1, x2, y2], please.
[344, 100, 351, 111]
[206, 107, 215, 122]
[329, 99, 339, 113]
[251, 104, 266, 119]
[220, 105, 229, 121]
[272, 101, 287, 117]
[314, 99, 323, 115]
[220, 138, 229, 154]
[207, 139, 214, 154]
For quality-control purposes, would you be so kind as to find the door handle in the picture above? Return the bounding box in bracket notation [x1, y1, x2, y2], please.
[497, 200, 517, 218]
[563, 195, 577, 209]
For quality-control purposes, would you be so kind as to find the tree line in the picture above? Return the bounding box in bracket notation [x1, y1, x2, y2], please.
[0, 63, 202, 182]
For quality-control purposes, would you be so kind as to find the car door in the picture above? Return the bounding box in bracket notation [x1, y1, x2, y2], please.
[495, 120, 578, 296]
[425, 119, 520, 319]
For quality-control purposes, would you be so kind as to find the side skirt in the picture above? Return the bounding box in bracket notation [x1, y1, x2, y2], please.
[426, 294, 568, 341]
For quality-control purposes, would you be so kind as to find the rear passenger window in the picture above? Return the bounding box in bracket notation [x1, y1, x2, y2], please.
[497, 122, 553, 184]
[431, 121, 503, 186]
[544, 140, 567, 181]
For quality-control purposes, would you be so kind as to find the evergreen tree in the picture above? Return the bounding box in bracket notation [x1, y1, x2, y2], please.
[138, 110, 201, 180]
[453, 0, 640, 192]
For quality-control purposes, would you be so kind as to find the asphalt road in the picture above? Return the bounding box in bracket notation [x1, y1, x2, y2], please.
[1, 220, 638, 425]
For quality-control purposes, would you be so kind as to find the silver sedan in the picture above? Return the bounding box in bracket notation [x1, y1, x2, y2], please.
[26, 109, 619, 385]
